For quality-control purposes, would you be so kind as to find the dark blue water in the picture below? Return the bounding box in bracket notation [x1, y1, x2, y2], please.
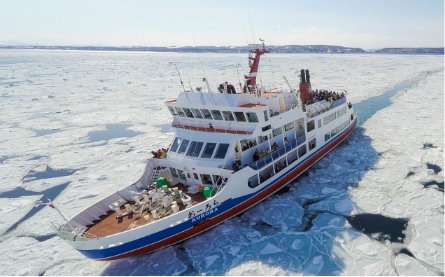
[426, 162, 442, 174]
[88, 124, 143, 142]
[354, 81, 414, 127]
[422, 181, 444, 192]
[346, 214, 409, 243]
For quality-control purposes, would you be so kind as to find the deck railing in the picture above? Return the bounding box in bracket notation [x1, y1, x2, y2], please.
[306, 97, 347, 118]
[248, 135, 306, 170]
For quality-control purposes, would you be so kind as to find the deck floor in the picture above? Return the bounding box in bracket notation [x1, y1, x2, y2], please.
[86, 183, 207, 238]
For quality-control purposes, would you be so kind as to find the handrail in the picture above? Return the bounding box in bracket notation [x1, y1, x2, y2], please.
[306, 97, 347, 118]
[248, 135, 306, 170]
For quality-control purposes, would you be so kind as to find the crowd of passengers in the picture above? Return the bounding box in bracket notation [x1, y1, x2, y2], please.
[151, 148, 168, 159]
[302, 89, 345, 106]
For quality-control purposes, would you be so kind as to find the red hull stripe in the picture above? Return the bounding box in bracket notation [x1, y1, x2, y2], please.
[96, 118, 357, 261]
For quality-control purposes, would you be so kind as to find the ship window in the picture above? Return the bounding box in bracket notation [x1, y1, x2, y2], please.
[272, 127, 282, 137]
[241, 138, 257, 151]
[191, 108, 203, 118]
[318, 119, 322, 128]
[246, 112, 259, 123]
[170, 137, 181, 152]
[175, 107, 186, 117]
[168, 106, 178, 116]
[183, 108, 194, 118]
[234, 112, 246, 122]
[308, 137, 316, 151]
[259, 165, 274, 183]
[177, 170, 187, 181]
[193, 173, 199, 180]
[262, 125, 271, 131]
[186, 141, 204, 157]
[258, 135, 268, 144]
[331, 128, 337, 137]
[212, 175, 223, 185]
[200, 174, 213, 185]
[248, 174, 260, 188]
[201, 143, 217, 158]
[325, 133, 331, 141]
[211, 110, 223, 120]
[264, 110, 269, 121]
[275, 157, 286, 173]
[324, 116, 329, 125]
[222, 111, 235, 121]
[200, 109, 213, 119]
[298, 144, 307, 157]
[178, 139, 190, 154]
[169, 167, 178, 178]
[287, 149, 299, 164]
[214, 143, 230, 159]
[284, 122, 294, 131]
[307, 120, 315, 132]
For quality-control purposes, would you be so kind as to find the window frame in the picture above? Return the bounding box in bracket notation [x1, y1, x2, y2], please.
[234, 111, 247, 122]
[170, 137, 181, 152]
[191, 108, 203, 118]
[200, 109, 213, 119]
[213, 143, 230, 159]
[201, 142, 217, 158]
[211, 110, 223, 120]
[177, 139, 190, 154]
[168, 106, 178, 116]
[246, 112, 259, 123]
[222, 111, 235, 121]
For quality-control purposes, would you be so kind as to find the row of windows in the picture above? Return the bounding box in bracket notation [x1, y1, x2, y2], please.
[168, 106, 260, 123]
[325, 120, 350, 141]
[323, 111, 336, 125]
[169, 167, 224, 185]
[337, 107, 347, 118]
[248, 144, 307, 188]
[170, 137, 230, 159]
[323, 107, 347, 125]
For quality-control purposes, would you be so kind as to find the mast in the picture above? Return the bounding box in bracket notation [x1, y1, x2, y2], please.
[244, 39, 269, 93]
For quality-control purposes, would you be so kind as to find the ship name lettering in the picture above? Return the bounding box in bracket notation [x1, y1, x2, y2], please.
[191, 208, 218, 222]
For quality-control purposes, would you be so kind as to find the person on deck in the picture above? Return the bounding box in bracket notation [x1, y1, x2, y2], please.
[253, 149, 260, 162]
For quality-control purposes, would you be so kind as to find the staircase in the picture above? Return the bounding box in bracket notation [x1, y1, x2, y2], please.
[135, 159, 162, 190]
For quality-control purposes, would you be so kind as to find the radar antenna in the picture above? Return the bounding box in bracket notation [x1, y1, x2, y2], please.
[169, 62, 185, 91]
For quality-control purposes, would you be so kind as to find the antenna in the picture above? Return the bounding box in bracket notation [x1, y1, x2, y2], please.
[169, 62, 185, 91]
[243, 26, 249, 45]
[248, 12, 256, 45]
[192, 35, 212, 93]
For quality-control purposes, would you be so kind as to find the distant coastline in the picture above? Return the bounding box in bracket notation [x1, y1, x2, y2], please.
[0, 45, 443, 54]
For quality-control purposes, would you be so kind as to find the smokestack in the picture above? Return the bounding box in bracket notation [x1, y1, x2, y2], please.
[299, 68, 312, 103]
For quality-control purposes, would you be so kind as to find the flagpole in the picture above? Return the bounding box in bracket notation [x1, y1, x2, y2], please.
[35, 198, 75, 231]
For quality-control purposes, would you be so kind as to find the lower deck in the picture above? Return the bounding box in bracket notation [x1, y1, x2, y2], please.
[85, 183, 207, 238]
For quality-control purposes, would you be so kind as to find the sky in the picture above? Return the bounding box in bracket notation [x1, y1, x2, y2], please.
[0, 0, 443, 49]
